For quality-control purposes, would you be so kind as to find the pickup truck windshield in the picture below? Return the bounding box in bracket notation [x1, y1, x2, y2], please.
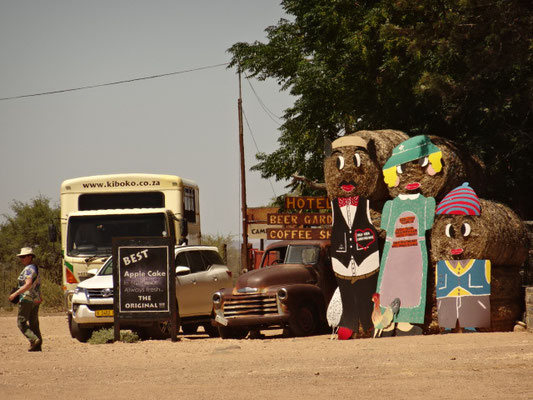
[285, 245, 320, 265]
[67, 213, 167, 256]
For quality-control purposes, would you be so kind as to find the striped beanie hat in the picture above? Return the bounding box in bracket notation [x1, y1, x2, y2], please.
[436, 182, 481, 216]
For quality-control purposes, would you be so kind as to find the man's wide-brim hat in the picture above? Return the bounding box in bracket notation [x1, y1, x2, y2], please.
[17, 247, 35, 257]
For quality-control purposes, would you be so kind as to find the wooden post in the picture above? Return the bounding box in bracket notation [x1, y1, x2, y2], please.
[238, 68, 249, 272]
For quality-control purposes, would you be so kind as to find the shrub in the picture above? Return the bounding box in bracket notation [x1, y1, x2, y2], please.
[88, 328, 139, 344]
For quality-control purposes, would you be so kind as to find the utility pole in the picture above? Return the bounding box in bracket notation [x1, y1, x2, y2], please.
[238, 68, 250, 272]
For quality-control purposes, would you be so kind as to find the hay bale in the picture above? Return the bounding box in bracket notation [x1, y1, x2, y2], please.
[324, 129, 408, 202]
[431, 199, 529, 267]
[490, 299, 523, 331]
[354, 129, 409, 202]
[386, 135, 486, 201]
[354, 129, 410, 168]
[491, 265, 522, 301]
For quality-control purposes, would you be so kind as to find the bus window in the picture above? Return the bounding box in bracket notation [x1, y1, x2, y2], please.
[67, 213, 167, 256]
[183, 187, 196, 223]
[79, 192, 164, 210]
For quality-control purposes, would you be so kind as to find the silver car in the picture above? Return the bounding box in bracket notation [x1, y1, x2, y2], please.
[70, 245, 232, 341]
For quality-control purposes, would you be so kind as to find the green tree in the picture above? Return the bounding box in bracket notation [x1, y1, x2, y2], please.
[201, 233, 240, 282]
[229, 0, 532, 217]
[0, 196, 62, 309]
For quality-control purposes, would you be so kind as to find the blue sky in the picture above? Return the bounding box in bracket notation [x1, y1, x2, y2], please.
[0, 1, 293, 238]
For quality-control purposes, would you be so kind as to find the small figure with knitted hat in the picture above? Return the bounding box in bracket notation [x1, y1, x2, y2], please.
[434, 183, 491, 330]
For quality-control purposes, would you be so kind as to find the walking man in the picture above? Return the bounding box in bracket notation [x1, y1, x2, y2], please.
[9, 247, 42, 351]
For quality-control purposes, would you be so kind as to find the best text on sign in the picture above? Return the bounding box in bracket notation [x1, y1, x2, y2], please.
[117, 245, 170, 313]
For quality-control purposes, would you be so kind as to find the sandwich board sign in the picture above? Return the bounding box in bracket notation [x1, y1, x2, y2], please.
[112, 236, 177, 342]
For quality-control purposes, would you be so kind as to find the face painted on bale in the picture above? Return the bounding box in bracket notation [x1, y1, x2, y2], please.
[387, 155, 439, 197]
[382, 135, 443, 198]
[324, 140, 379, 199]
[431, 215, 481, 260]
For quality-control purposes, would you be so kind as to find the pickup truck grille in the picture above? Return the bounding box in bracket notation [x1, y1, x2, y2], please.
[223, 294, 278, 318]
[87, 288, 114, 299]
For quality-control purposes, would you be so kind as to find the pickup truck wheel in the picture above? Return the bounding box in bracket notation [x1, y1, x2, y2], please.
[70, 316, 92, 342]
[289, 302, 318, 337]
[218, 326, 249, 339]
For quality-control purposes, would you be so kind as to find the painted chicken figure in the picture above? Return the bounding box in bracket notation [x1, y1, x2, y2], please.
[371, 293, 401, 338]
[326, 288, 342, 339]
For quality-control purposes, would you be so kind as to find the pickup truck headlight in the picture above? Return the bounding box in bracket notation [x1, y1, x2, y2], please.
[73, 286, 88, 297]
[277, 288, 288, 301]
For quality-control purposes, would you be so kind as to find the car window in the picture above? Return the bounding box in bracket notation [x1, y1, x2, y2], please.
[175, 252, 189, 268]
[201, 250, 223, 266]
[285, 245, 320, 265]
[99, 257, 113, 275]
[176, 249, 222, 272]
[184, 251, 206, 274]
[261, 246, 288, 268]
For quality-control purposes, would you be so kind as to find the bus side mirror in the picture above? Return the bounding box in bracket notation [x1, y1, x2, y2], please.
[179, 218, 188, 238]
[178, 218, 189, 245]
[48, 224, 57, 243]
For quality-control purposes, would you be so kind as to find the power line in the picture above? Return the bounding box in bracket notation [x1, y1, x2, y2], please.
[242, 106, 278, 199]
[244, 75, 283, 126]
[0, 62, 229, 101]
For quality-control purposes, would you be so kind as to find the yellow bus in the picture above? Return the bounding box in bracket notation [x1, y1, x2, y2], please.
[59, 173, 200, 309]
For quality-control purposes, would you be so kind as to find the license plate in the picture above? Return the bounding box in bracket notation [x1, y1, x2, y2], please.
[215, 314, 228, 326]
[95, 309, 113, 317]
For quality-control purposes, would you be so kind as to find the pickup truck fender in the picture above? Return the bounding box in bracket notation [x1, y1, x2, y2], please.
[280, 284, 327, 324]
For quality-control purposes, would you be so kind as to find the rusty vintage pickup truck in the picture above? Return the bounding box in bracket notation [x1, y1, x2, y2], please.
[212, 240, 337, 338]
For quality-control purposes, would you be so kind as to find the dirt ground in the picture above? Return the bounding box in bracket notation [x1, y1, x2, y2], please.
[0, 313, 532, 400]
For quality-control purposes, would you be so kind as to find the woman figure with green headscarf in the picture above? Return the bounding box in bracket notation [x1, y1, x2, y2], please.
[376, 135, 442, 335]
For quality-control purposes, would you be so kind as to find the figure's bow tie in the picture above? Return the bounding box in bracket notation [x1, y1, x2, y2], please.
[338, 196, 359, 207]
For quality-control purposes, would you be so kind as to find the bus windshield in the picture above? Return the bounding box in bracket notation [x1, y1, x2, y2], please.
[67, 213, 167, 256]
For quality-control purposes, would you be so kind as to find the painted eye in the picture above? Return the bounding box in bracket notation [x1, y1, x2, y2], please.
[445, 224, 455, 238]
[353, 153, 361, 167]
[461, 223, 471, 237]
[418, 156, 429, 167]
[396, 165, 403, 174]
[336, 156, 345, 170]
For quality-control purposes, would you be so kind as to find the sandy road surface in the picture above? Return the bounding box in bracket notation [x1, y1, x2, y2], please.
[0, 314, 532, 400]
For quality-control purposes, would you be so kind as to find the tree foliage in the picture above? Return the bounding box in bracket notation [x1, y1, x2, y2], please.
[229, 0, 532, 217]
[0, 196, 62, 309]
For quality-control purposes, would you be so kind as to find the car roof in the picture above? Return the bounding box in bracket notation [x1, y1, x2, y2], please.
[264, 240, 330, 251]
[175, 244, 219, 253]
